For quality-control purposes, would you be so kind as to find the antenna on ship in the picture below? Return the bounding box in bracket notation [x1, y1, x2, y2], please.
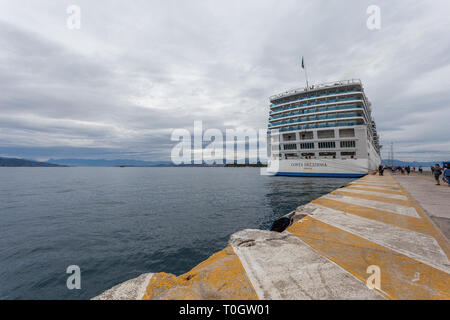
[301, 56, 310, 90]
[389, 142, 395, 167]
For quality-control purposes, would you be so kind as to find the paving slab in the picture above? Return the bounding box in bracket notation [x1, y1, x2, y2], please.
[395, 174, 450, 241]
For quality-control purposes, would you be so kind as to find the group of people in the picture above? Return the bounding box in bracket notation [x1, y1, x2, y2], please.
[432, 164, 450, 186]
[382, 165, 414, 175]
[377, 163, 450, 186]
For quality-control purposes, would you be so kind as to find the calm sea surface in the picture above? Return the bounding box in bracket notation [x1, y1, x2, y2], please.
[0, 167, 354, 299]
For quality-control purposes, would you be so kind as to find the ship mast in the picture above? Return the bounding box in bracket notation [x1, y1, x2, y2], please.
[302, 56, 309, 90]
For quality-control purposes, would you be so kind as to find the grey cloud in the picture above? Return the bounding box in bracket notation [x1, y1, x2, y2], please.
[0, 0, 449, 161]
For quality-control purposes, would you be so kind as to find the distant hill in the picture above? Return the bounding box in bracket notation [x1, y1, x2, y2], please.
[47, 158, 173, 167]
[0, 157, 65, 167]
[45, 158, 265, 167]
[381, 159, 448, 167]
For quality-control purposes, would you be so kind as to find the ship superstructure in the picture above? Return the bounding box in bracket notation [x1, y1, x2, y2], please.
[267, 79, 381, 177]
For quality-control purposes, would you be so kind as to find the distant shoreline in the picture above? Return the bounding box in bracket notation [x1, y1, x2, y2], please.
[0, 157, 268, 168]
[0, 157, 66, 167]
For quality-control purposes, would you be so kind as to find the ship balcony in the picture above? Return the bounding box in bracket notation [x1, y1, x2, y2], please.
[267, 120, 364, 134]
[269, 89, 363, 108]
[268, 113, 364, 129]
[269, 79, 363, 102]
[269, 97, 364, 116]
[269, 104, 363, 121]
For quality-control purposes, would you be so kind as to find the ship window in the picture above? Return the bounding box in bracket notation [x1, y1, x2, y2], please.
[283, 133, 296, 141]
[341, 151, 356, 157]
[300, 142, 314, 149]
[301, 152, 315, 158]
[340, 140, 356, 148]
[317, 130, 335, 139]
[285, 153, 298, 159]
[319, 152, 336, 158]
[318, 141, 336, 149]
[283, 143, 297, 150]
[339, 128, 355, 137]
[299, 131, 313, 140]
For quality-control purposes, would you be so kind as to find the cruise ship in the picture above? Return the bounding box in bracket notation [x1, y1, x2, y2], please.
[266, 79, 381, 177]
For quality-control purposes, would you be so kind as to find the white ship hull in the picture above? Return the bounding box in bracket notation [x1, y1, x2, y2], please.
[267, 150, 380, 178]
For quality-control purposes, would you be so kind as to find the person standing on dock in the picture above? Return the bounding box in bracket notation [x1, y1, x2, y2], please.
[433, 164, 442, 185]
[378, 164, 384, 176]
[444, 165, 450, 187]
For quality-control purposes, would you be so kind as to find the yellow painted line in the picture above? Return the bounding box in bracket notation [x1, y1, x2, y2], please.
[303, 203, 450, 272]
[350, 184, 402, 191]
[357, 180, 399, 186]
[346, 186, 406, 196]
[336, 188, 408, 200]
[142, 246, 258, 300]
[353, 180, 399, 184]
[331, 189, 411, 206]
[353, 181, 400, 187]
[312, 198, 434, 236]
[392, 176, 450, 261]
[287, 216, 450, 300]
[353, 173, 450, 261]
[322, 194, 420, 218]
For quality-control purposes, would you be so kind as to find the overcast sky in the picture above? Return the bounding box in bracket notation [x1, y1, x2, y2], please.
[0, 0, 449, 162]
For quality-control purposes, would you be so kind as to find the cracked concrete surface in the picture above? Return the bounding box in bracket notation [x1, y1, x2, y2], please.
[229, 229, 385, 300]
[92, 273, 153, 300]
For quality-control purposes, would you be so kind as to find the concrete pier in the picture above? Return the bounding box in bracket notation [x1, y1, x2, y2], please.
[394, 173, 450, 241]
[94, 172, 450, 300]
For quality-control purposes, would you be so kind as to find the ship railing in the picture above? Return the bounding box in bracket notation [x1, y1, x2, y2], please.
[268, 112, 361, 127]
[269, 79, 362, 102]
[270, 98, 363, 115]
[269, 89, 362, 108]
[269, 121, 364, 133]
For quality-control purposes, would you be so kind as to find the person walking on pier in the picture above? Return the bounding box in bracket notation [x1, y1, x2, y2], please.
[378, 164, 384, 176]
[444, 165, 450, 187]
[433, 164, 442, 185]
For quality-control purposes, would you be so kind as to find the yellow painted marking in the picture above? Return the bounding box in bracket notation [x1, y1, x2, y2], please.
[142, 246, 258, 300]
[353, 173, 450, 260]
[351, 183, 402, 190]
[287, 216, 450, 300]
[393, 177, 450, 261]
[345, 186, 407, 196]
[358, 179, 398, 185]
[353, 179, 399, 183]
[350, 174, 450, 261]
[312, 198, 434, 236]
[332, 189, 411, 206]
[348, 183, 401, 191]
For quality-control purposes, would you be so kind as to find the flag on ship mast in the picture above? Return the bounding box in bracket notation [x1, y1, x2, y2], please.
[302, 56, 309, 89]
